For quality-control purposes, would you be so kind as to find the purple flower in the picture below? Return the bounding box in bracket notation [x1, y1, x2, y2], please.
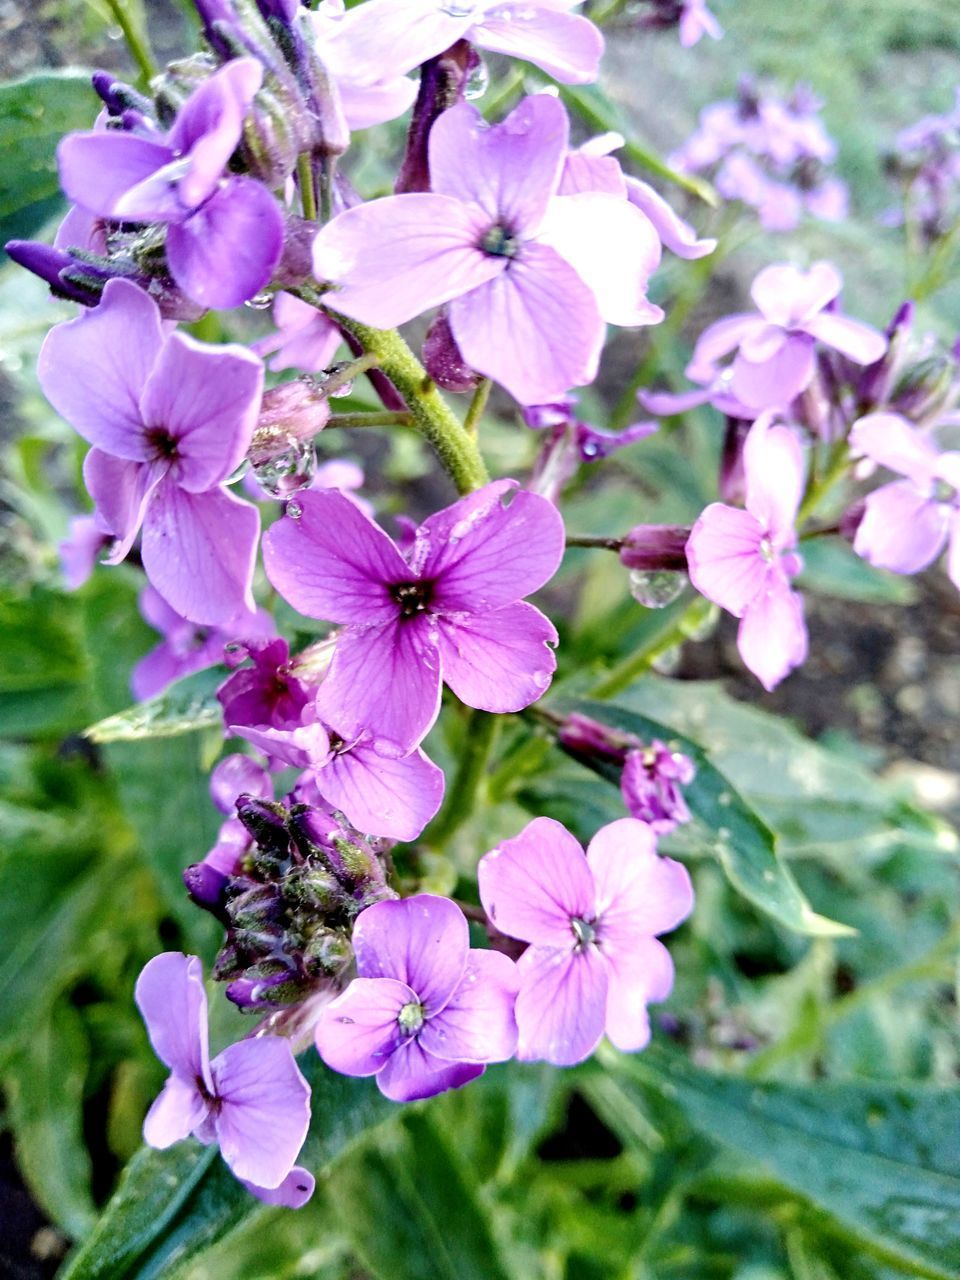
[315, 895, 519, 1102]
[678, 0, 723, 46]
[851, 412, 960, 588]
[478, 817, 693, 1065]
[209, 752, 274, 815]
[37, 279, 263, 625]
[262, 479, 564, 752]
[218, 637, 314, 731]
[686, 415, 808, 690]
[685, 262, 887, 412]
[59, 513, 111, 590]
[321, 0, 604, 88]
[252, 294, 343, 373]
[524, 396, 657, 502]
[313, 95, 661, 403]
[135, 952, 313, 1207]
[131, 587, 275, 701]
[620, 742, 695, 832]
[57, 60, 283, 308]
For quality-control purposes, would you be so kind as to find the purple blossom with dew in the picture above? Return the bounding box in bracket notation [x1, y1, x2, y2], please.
[686, 414, 808, 690]
[315, 895, 519, 1102]
[38, 279, 264, 625]
[56, 59, 283, 309]
[218, 637, 314, 734]
[478, 817, 692, 1065]
[851, 412, 960, 589]
[683, 262, 887, 413]
[262, 479, 564, 753]
[313, 95, 662, 404]
[135, 952, 314, 1206]
[320, 0, 604, 88]
[131, 586, 275, 701]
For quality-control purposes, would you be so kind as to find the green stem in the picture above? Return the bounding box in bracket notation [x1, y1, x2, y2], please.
[566, 534, 624, 550]
[588, 595, 713, 700]
[325, 410, 413, 429]
[319, 154, 336, 224]
[425, 710, 500, 847]
[297, 153, 317, 223]
[319, 304, 490, 494]
[797, 442, 850, 528]
[105, 0, 156, 83]
[463, 377, 492, 436]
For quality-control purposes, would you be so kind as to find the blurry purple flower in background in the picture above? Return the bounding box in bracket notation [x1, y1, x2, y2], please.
[316, 895, 519, 1101]
[131, 586, 275, 700]
[38, 279, 263, 625]
[59, 513, 112, 591]
[478, 817, 693, 1065]
[136, 952, 313, 1206]
[686, 414, 808, 690]
[671, 79, 848, 231]
[56, 59, 283, 308]
[621, 743, 695, 832]
[886, 89, 960, 244]
[635, 0, 722, 47]
[523, 396, 658, 503]
[851, 412, 960, 589]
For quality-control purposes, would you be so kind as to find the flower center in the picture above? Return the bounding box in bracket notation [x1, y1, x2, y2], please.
[398, 1001, 425, 1035]
[759, 536, 775, 564]
[570, 916, 596, 948]
[932, 477, 957, 504]
[481, 224, 519, 259]
[144, 425, 179, 462]
[389, 580, 434, 618]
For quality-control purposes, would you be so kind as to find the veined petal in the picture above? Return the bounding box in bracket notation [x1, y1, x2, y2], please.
[587, 818, 693, 935]
[57, 131, 173, 219]
[743, 416, 805, 542]
[134, 952, 212, 1087]
[737, 580, 808, 691]
[473, 6, 603, 84]
[429, 97, 568, 232]
[854, 481, 949, 575]
[515, 943, 607, 1065]
[263, 489, 406, 624]
[139, 332, 263, 491]
[436, 601, 558, 713]
[142, 1074, 209, 1148]
[803, 311, 887, 365]
[686, 503, 767, 616]
[317, 742, 444, 841]
[352, 895, 469, 1016]
[375, 1038, 484, 1102]
[419, 949, 519, 1064]
[313, 194, 501, 328]
[750, 261, 841, 328]
[169, 59, 263, 209]
[38, 278, 163, 458]
[449, 243, 604, 404]
[315, 976, 416, 1076]
[478, 816, 595, 947]
[83, 450, 163, 564]
[141, 482, 259, 626]
[212, 1037, 310, 1189]
[604, 936, 674, 1053]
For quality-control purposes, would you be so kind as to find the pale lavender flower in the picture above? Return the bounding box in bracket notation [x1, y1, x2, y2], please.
[313, 95, 661, 403]
[851, 412, 960, 588]
[131, 587, 275, 701]
[136, 952, 313, 1207]
[620, 742, 695, 832]
[478, 817, 693, 1065]
[678, 0, 723, 46]
[38, 279, 263, 625]
[320, 0, 604, 88]
[315, 895, 519, 1102]
[56, 60, 283, 308]
[262, 479, 564, 752]
[252, 294, 343, 373]
[59, 513, 111, 591]
[686, 414, 808, 690]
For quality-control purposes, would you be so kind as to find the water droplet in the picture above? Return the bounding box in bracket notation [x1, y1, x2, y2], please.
[225, 458, 250, 486]
[439, 0, 477, 14]
[250, 432, 316, 498]
[629, 568, 688, 608]
[464, 58, 489, 100]
[286, 499, 303, 520]
[329, 379, 353, 398]
[580, 440, 599, 458]
[244, 291, 273, 310]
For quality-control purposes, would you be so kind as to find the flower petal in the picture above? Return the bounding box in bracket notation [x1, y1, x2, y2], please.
[803, 311, 887, 365]
[749, 261, 840, 328]
[684, 313, 761, 382]
[737, 580, 808, 691]
[685, 503, 767, 617]
[141, 481, 260, 626]
[419, 949, 519, 1064]
[743, 416, 805, 543]
[449, 242, 604, 404]
[730, 333, 815, 410]
[83, 449, 163, 564]
[604, 936, 675, 1053]
[473, 6, 603, 84]
[375, 1038, 485, 1103]
[352, 895, 469, 1016]
[588, 818, 693, 936]
[168, 59, 263, 209]
[854, 481, 949, 575]
[242, 1166, 315, 1208]
[625, 176, 717, 260]
[134, 952, 211, 1086]
[315, 976, 416, 1076]
[211, 1037, 311, 1189]
[436, 601, 557, 713]
[57, 131, 174, 219]
[317, 741, 444, 841]
[478, 816, 595, 947]
[142, 1073, 210, 1149]
[323, 0, 472, 82]
[849, 412, 940, 486]
[515, 943, 607, 1065]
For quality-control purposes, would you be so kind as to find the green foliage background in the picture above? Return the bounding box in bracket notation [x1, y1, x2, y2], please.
[2, 1, 960, 1277]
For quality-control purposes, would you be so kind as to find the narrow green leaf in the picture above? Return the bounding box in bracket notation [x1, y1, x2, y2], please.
[85, 668, 225, 743]
[553, 697, 853, 936]
[609, 1047, 960, 1280]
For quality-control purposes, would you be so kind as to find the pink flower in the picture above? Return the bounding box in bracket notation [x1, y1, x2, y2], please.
[686, 415, 809, 690]
[478, 817, 693, 1065]
[316, 895, 519, 1102]
[313, 95, 661, 403]
[262, 479, 564, 752]
[136, 952, 313, 1207]
[851, 412, 960, 588]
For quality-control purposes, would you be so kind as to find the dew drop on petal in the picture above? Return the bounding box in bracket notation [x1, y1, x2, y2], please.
[464, 58, 489, 100]
[244, 291, 274, 311]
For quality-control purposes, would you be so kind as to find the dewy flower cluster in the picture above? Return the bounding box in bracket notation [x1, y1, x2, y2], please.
[14, 0, 958, 1214]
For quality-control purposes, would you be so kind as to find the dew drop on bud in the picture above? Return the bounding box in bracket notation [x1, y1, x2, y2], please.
[628, 569, 688, 609]
[464, 58, 489, 100]
[250, 432, 316, 499]
[244, 292, 274, 311]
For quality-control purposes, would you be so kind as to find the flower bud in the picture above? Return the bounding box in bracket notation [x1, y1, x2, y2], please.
[236, 795, 293, 859]
[857, 300, 914, 410]
[226, 968, 301, 1010]
[302, 927, 353, 977]
[396, 40, 480, 194]
[890, 353, 960, 425]
[719, 416, 750, 503]
[619, 525, 690, 572]
[556, 712, 630, 764]
[422, 311, 480, 392]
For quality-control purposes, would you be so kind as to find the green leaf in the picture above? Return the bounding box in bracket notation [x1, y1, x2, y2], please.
[0, 72, 94, 249]
[798, 538, 918, 605]
[608, 1047, 960, 1280]
[61, 1062, 393, 1280]
[327, 1110, 515, 1280]
[85, 667, 225, 743]
[0, 588, 92, 737]
[553, 696, 853, 937]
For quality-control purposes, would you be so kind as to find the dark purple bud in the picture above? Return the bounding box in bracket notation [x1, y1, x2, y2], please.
[858, 299, 915, 410]
[422, 311, 480, 392]
[226, 882, 283, 929]
[396, 40, 480, 194]
[838, 497, 866, 543]
[257, 0, 300, 22]
[91, 71, 152, 118]
[183, 861, 231, 916]
[302, 927, 352, 977]
[719, 417, 750, 504]
[619, 525, 691, 572]
[4, 240, 100, 306]
[557, 712, 630, 765]
[288, 804, 342, 858]
[236, 796, 292, 858]
[226, 968, 299, 1010]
